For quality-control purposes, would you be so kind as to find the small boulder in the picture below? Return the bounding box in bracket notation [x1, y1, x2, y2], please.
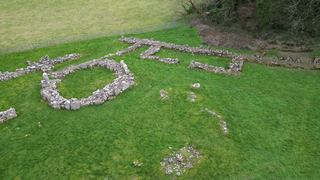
[192, 83, 201, 88]
[79, 63, 87, 69]
[71, 100, 81, 110]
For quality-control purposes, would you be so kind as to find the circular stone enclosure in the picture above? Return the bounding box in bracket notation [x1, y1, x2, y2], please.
[40, 58, 134, 110]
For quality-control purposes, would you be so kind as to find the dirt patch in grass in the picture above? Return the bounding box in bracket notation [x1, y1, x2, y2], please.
[191, 20, 254, 50]
[190, 18, 320, 62]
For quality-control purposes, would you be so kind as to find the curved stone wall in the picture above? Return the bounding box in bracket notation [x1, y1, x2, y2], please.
[40, 59, 134, 110]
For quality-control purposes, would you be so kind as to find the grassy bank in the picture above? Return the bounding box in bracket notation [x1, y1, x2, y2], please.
[0, 26, 320, 179]
[0, 0, 178, 47]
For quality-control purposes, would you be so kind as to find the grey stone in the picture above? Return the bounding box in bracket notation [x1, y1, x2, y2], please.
[188, 92, 196, 102]
[71, 100, 81, 110]
[43, 73, 49, 82]
[285, 56, 293, 62]
[64, 100, 71, 110]
[94, 99, 104, 105]
[165, 167, 173, 175]
[50, 101, 60, 109]
[80, 63, 87, 69]
[192, 83, 200, 88]
[122, 81, 131, 91]
[159, 90, 169, 100]
[120, 60, 130, 74]
[0, 117, 5, 123]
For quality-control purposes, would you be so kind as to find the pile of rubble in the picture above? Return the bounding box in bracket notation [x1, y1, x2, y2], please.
[188, 92, 197, 102]
[133, 160, 142, 166]
[0, 54, 82, 82]
[160, 143, 202, 177]
[159, 90, 169, 101]
[40, 59, 134, 110]
[0, 108, 17, 123]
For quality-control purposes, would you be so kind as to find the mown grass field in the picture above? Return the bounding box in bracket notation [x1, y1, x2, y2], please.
[0, 0, 178, 47]
[1, 26, 320, 179]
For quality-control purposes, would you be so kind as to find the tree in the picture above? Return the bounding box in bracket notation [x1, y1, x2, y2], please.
[170, 0, 203, 15]
[256, 0, 274, 28]
[284, 0, 320, 35]
[170, 0, 320, 36]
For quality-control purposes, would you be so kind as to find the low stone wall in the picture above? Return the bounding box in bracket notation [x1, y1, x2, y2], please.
[189, 56, 244, 76]
[117, 36, 236, 64]
[0, 54, 82, 82]
[114, 38, 179, 64]
[115, 43, 144, 56]
[227, 56, 244, 76]
[189, 60, 227, 74]
[118, 36, 244, 75]
[140, 45, 179, 64]
[245, 54, 319, 70]
[50, 58, 130, 78]
[119, 36, 236, 58]
[0, 108, 17, 123]
[119, 36, 320, 71]
[41, 59, 134, 110]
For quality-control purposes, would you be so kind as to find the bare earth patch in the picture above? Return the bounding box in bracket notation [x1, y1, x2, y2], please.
[190, 19, 320, 63]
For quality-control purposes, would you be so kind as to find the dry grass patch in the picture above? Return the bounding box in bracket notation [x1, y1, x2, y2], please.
[0, 0, 180, 47]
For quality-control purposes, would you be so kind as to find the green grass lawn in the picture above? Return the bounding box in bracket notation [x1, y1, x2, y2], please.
[1, 26, 320, 179]
[0, 0, 179, 47]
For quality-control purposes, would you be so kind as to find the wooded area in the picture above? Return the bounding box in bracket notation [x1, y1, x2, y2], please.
[170, 0, 320, 36]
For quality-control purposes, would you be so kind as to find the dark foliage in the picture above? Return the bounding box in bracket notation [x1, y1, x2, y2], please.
[173, 0, 320, 36]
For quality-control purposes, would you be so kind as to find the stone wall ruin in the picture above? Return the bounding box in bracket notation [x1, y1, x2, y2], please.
[0, 54, 82, 82]
[1, 36, 239, 130]
[0, 108, 17, 123]
[189, 56, 244, 76]
[118, 36, 320, 71]
[41, 59, 134, 110]
[118, 36, 244, 75]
